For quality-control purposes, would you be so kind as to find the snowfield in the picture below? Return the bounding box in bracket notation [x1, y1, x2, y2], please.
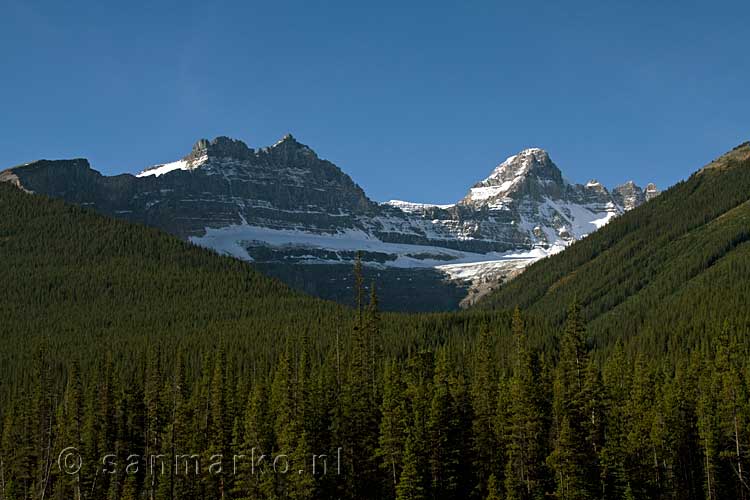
[189, 218, 575, 289]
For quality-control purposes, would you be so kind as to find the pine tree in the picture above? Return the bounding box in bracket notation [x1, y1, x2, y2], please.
[623, 356, 662, 498]
[428, 350, 462, 500]
[208, 348, 229, 499]
[58, 360, 84, 500]
[237, 382, 272, 499]
[365, 282, 382, 399]
[548, 416, 591, 500]
[548, 301, 597, 500]
[339, 263, 381, 499]
[268, 345, 297, 498]
[286, 331, 316, 500]
[167, 350, 196, 500]
[30, 343, 55, 499]
[600, 339, 630, 498]
[288, 430, 315, 500]
[505, 308, 548, 500]
[581, 359, 605, 496]
[396, 432, 426, 500]
[144, 346, 163, 499]
[486, 473, 502, 500]
[471, 324, 499, 497]
[715, 323, 749, 498]
[377, 360, 407, 495]
[398, 351, 434, 500]
[449, 370, 474, 499]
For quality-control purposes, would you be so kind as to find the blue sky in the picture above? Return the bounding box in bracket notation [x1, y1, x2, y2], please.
[2, 0, 748, 204]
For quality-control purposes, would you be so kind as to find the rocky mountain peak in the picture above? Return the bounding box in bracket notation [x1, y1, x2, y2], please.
[612, 180, 657, 210]
[273, 133, 298, 146]
[644, 182, 659, 200]
[266, 133, 317, 159]
[461, 147, 564, 205]
[187, 136, 254, 162]
[486, 148, 553, 180]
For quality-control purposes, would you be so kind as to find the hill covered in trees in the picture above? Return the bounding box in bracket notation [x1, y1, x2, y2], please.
[1, 159, 750, 500]
[480, 142, 750, 354]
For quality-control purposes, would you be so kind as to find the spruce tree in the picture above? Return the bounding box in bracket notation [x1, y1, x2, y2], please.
[715, 324, 749, 499]
[340, 262, 381, 499]
[58, 360, 84, 500]
[505, 308, 548, 500]
[600, 339, 630, 497]
[237, 382, 272, 499]
[428, 350, 462, 500]
[486, 473, 502, 500]
[471, 324, 499, 497]
[378, 360, 407, 495]
[396, 432, 426, 500]
[581, 359, 605, 497]
[548, 301, 597, 500]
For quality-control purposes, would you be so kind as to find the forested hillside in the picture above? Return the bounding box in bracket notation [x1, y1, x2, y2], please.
[1, 180, 749, 500]
[481, 142, 750, 355]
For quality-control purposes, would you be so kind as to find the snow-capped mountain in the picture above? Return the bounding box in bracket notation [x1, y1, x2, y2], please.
[1, 135, 658, 310]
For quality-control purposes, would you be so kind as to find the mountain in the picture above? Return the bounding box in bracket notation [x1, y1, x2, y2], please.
[611, 180, 659, 210]
[479, 141, 750, 350]
[1, 136, 656, 310]
[3, 148, 746, 500]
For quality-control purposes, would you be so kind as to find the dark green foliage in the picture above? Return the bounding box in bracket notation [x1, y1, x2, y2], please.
[504, 308, 550, 500]
[548, 303, 599, 500]
[2, 167, 750, 500]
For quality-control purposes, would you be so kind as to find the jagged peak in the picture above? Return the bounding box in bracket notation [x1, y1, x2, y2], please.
[613, 180, 641, 193]
[613, 180, 658, 194]
[187, 136, 254, 161]
[481, 147, 558, 186]
[459, 147, 562, 205]
[272, 133, 297, 147]
[491, 148, 548, 174]
[137, 136, 253, 178]
[137, 133, 322, 178]
[265, 133, 317, 159]
[489, 147, 551, 175]
[518, 147, 548, 155]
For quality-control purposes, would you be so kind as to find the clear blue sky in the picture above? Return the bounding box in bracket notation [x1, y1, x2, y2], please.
[2, 0, 748, 204]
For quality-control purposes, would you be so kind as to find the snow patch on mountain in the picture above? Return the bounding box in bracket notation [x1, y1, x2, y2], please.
[189, 219, 560, 271]
[467, 184, 515, 202]
[464, 148, 551, 204]
[383, 200, 456, 212]
[136, 154, 208, 177]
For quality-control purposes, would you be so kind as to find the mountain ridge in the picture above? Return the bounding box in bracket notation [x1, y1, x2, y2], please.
[1, 135, 658, 310]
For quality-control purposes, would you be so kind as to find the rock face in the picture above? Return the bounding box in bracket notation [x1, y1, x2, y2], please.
[5, 136, 376, 239]
[644, 182, 660, 201]
[1, 136, 657, 310]
[612, 181, 661, 210]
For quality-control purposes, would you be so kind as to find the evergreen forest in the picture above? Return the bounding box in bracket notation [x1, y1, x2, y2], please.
[2, 143, 750, 500]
